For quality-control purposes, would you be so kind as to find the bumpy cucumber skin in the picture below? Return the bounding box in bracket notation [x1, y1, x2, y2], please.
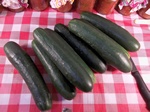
[45, 28, 95, 81]
[68, 19, 132, 73]
[45, 28, 96, 83]
[32, 40, 76, 100]
[33, 28, 93, 92]
[45, 28, 95, 83]
[4, 41, 52, 111]
[54, 23, 107, 74]
[81, 11, 140, 52]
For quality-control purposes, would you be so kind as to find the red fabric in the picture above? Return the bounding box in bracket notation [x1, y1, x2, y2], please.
[0, 8, 150, 112]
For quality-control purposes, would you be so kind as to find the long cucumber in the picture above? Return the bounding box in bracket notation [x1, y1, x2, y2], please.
[54, 23, 107, 73]
[80, 11, 140, 52]
[68, 19, 132, 73]
[45, 28, 96, 83]
[33, 28, 94, 92]
[32, 40, 76, 100]
[4, 41, 52, 111]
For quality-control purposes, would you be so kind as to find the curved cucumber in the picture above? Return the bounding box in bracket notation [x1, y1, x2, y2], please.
[68, 19, 132, 73]
[54, 23, 107, 74]
[33, 27, 93, 92]
[81, 11, 140, 52]
[32, 40, 76, 100]
[4, 41, 52, 111]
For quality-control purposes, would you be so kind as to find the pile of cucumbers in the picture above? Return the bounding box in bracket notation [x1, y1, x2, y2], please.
[4, 11, 140, 111]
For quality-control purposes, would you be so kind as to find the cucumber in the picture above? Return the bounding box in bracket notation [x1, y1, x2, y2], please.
[32, 40, 76, 100]
[44, 28, 95, 83]
[68, 19, 132, 73]
[33, 27, 93, 92]
[54, 23, 107, 73]
[80, 11, 140, 52]
[4, 41, 52, 111]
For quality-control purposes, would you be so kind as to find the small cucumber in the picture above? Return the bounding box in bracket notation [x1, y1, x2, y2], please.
[33, 27, 93, 92]
[68, 19, 132, 73]
[80, 11, 140, 52]
[32, 40, 76, 100]
[54, 23, 107, 73]
[4, 41, 52, 111]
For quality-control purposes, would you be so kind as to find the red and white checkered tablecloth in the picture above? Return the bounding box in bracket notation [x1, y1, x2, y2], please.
[0, 7, 150, 112]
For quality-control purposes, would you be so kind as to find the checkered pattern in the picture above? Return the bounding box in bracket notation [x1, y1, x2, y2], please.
[0, 7, 150, 112]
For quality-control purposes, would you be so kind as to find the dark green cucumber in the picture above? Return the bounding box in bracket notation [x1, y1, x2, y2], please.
[68, 19, 132, 73]
[45, 28, 95, 83]
[54, 23, 107, 73]
[45, 28, 96, 83]
[32, 40, 76, 100]
[80, 11, 140, 52]
[4, 41, 52, 111]
[44, 28, 94, 82]
[33, 27, 93, 92]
